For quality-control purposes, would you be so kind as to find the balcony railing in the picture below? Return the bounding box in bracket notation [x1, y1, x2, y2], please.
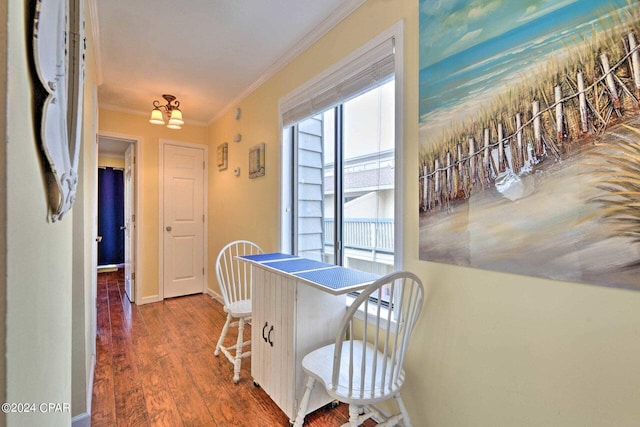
[323, 218, 394, 253]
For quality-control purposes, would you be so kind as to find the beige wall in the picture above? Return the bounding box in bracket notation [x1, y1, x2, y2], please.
[97, 155, 125, 168]
[98, 109, 207, 299]
[207, 1, 640, 425]
[206, 106, 280, 287]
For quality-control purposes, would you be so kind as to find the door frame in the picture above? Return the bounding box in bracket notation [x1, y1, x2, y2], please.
[97, 131, 143, 305]
[158, 138, 209, 300]
[123, 144, 135, 302]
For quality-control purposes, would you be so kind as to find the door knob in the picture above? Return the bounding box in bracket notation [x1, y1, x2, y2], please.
[166, 226, 172, 232]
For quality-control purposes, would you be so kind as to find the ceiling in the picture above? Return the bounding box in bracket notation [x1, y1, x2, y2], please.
[98, 136, 134, 158]
[94, 0, 364, 127]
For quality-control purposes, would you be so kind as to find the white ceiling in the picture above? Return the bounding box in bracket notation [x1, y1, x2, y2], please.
[94, 0, 364, 127]
[98, 136, 134, 158]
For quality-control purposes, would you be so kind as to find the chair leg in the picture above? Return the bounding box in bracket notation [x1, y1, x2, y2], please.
[232, 317, 246, 383]
[348, 405, 362, 427]
[215, 312, 232, 356]
[293, 376, 316, 427]
[394, 394, 412, 427]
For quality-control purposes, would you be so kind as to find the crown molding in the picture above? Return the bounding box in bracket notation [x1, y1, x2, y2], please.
[86, 0, 103, 85]
[209, 0, 366, 125]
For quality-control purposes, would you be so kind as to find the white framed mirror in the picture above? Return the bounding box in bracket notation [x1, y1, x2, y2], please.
[32, 0, 85, 221]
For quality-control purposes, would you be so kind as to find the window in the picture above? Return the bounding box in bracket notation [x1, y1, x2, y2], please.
[280, 23, 404, 308]
[291, 81, 395, 278]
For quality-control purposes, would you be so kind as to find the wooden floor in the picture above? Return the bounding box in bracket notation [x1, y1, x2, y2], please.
[91, 270, 376, 426]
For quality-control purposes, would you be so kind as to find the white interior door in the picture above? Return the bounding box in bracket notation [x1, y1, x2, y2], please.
[124, 144, 135, 302]
[163, 143, 205, 298]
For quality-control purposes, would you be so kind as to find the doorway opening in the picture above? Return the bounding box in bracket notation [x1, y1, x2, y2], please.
[97, 166, 124, 269]
[97, 133, 140, 304]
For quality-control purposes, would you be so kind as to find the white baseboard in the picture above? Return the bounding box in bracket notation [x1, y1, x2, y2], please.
[140, 292, 216, 306]
[87, 353, 95, 415]
[139, 295, 162, 305]
[72, 352, 96, 427]
[72, 412, 90, 427]
[206, 288, 223, 304]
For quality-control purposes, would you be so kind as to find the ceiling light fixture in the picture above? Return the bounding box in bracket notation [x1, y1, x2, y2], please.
[149, 94, 184, 129]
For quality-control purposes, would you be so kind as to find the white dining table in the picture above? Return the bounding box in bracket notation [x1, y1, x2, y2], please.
[237, 253, 379, 424]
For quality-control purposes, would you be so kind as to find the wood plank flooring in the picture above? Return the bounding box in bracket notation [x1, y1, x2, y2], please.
[91, 270, 375, 426]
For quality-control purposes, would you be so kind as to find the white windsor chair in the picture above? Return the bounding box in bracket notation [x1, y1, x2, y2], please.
[293, 271, 425, 427]
[214, 240, 263, 383]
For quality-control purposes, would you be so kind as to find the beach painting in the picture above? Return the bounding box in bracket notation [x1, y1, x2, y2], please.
[418, 0, 640, 290]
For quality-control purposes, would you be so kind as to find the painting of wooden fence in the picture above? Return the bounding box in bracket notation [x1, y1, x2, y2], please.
[419, 0, 640, 290]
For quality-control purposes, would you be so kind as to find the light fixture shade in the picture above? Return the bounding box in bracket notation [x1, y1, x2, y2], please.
[150, 94, 183, 129]
[149, 108, 165, 125]
[168, 108, 184, 126]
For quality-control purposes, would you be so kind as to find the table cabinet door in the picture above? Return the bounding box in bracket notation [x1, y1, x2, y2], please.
[251, 266, 347, 421]
[291, 282, 346, 417]
[251, 268, 296, 416]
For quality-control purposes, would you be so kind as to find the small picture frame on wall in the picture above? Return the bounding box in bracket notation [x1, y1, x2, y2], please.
[217, 143, 228, 171]
[249, 143, 265, 179]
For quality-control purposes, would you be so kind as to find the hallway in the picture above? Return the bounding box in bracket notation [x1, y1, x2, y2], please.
[91, 270, 373, 426]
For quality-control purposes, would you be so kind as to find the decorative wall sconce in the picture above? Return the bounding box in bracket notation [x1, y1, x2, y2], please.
[149, 94, 184, 129]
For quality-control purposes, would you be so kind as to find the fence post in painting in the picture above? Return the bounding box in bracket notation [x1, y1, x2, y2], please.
[629, 33, 640, 99]
[577, 72, 589, 133]
[468, 137, 477, 186]
[457, 143, 464, 196]
[446, 151, 453, 202]
[555, 85, 564, 142]
[434, 158, 441, 207]
[498, 123, 507, 173]
[533, 100, 543, 156]
[452, 148, 460, 197]
[515, 113, 524, 171]
[601, 53, 621, 111]
[422, 165, 429, 211]
[483, 128, 491, 181]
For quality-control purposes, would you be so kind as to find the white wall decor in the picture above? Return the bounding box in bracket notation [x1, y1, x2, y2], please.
[32, 0, 85, 221]
[249, 143, 265, 179]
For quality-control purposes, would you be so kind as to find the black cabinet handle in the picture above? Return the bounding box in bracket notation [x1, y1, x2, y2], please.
[267, 325, 274, 347]
[262, 322, 268, 342]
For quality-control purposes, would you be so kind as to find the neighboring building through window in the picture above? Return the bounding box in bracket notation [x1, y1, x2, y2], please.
[280, 23, 404, 307]
[292, 80, 395, 280]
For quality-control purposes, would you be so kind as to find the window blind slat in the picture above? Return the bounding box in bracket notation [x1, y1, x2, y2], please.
[281, 37, 395, 127]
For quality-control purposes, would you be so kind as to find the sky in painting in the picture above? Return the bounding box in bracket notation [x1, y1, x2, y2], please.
[419, 0, 630, 145]
[420, 0, 605, 69]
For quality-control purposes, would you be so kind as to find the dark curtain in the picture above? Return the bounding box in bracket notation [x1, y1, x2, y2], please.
[98, 167, 125, 265]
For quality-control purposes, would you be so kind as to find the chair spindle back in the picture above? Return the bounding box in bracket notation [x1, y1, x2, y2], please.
[215, 240, 263, 307]
[332, 271, 424, 400]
